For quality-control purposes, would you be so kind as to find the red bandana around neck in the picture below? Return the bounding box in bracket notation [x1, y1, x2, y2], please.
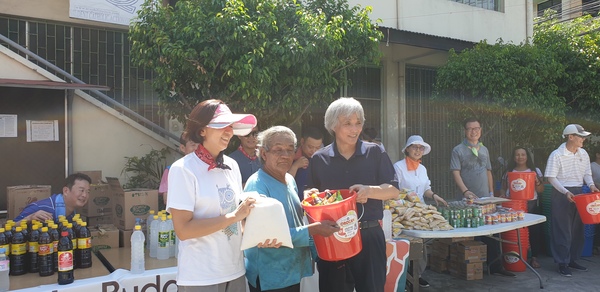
[194, 144, 231, 171]
[238, 145, 258, 161]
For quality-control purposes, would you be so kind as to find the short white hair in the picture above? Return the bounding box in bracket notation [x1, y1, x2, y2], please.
[324, 97, 365, 136]
[257, 126, 297, 164]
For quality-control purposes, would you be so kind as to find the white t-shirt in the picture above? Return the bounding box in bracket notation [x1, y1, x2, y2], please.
[393, 159, 431, 202]
[166, 153, 245, 286]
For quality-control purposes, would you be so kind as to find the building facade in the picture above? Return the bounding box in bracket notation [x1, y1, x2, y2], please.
[0, 0, 536, 208]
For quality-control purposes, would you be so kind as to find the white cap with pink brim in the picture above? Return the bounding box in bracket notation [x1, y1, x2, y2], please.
[207, 104, 257, 136]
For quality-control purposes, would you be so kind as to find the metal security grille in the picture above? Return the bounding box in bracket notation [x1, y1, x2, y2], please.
[406, 65, 512, 201]
[347, 67, 383, 140]
[405, 65, 458, 199]
[0, 16, 164, 129]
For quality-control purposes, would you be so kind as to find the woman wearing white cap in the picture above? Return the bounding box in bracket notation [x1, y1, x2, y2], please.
[393, 135, 447, 288]
[167, 99, 279, 292]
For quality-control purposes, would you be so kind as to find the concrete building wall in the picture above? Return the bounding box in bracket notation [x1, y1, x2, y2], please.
[0, 46, 180, 184]
[350, 0, 531, 44]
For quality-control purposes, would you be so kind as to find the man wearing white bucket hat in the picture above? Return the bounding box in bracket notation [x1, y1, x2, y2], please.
[546, 124, 599, 277]
[394, 135, 447, 288]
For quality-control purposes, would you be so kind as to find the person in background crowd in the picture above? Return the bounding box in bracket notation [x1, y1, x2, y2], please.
[306, 97, 400, 292]
[230, 125, 261, 186]
[394, 135, 447, 288]
[589, 149, 600, 253]
[244, 126, 338, 292]
[450, 117, 515, 277]
[545, 124, 599, 277]
[158, 133, 200, 206]
[500, 146, 545, 268]
[288, 126, 323, 197]
[167, 99, 277, 292]
[590, 149, 600, 186]
[362, 127, 385, 151]
[14, 173, 91, 223]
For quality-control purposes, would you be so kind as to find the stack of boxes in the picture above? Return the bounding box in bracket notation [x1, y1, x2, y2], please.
[6, 185, 52, 219]
[5, 172, 158, 251]
[430, 237, 486, 280]
[106, 177, 158, 248]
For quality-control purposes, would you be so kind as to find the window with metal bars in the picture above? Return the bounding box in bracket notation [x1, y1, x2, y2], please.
[449, 0, 505, 12]
[0, 16, 164, 130]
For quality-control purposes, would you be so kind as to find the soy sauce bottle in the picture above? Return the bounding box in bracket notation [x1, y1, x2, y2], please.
[76, 222, 92, 269]
[27, 224, 40, 273]
[57, 231, 74, 285]
[38, 227, 54, 277]
[9, 226, 26, 275]
[49, 224, 60, 272]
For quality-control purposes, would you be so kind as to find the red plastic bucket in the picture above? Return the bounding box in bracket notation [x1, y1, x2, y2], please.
[501, 229, 530, 272]
[508, 172, 536, 200]
[302, 189, 362, 261]
[574, 192, 600, 224]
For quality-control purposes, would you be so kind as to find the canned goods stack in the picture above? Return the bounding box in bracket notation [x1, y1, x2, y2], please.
[440, 206, 485, 228]
[440, 204, 525, 228]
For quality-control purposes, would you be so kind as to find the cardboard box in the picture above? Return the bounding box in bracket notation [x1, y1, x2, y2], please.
[431, 239, 452, 260]
[438, 236, 474, 244]
[450, 240, 487, 263]
[119, 228, 148, 248]
[76, 170, 103, 184]
[90, 224, 119, 251]
[429, 255, 449, 273]
[448, 261, 483, 280]
[107, 177, 158, 230]
[83, 214, 114, 227]
[119, 229, 134, 248]
[6, 185, 51, 219]
[81, 184, 113, 217]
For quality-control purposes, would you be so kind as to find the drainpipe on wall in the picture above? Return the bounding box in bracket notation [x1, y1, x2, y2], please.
[396, 0, 400, 30]
[526, 0, 534, 43]
[66, 89, 74, 175]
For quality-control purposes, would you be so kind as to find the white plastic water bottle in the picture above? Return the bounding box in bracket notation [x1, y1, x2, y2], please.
[382, 205, 392, 242]
[167, 215, 175, 258]
[0, 247, 9, 292]
[150, 215, 159, 258]
[157, 216, 170, 260]
[146, 210, 155, 249]
[130, 225, 145, 274]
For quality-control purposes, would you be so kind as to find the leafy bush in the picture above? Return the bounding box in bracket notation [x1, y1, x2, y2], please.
[121, 148, 170, 189]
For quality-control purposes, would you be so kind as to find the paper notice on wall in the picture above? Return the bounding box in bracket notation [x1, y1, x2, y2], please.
[69, 0, 144, 26]
[26, 120, 59, 142]
[0, 114, 17, 137]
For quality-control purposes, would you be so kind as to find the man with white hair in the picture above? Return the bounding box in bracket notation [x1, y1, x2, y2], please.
[546, 124, 599, 277]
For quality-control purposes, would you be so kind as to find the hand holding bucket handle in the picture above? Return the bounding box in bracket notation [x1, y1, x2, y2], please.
[566, 191, 575, 203]
[350, 184, 372, 204]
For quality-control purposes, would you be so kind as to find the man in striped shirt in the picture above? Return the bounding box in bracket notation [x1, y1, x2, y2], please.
[546, 124, 599, 277]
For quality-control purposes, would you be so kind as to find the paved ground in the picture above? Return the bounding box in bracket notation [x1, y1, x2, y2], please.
[420, 252, 600, 292]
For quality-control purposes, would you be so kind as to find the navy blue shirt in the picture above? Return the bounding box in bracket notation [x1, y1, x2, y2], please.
[294, 167, 310, 201]
[307, 140, 397, 221]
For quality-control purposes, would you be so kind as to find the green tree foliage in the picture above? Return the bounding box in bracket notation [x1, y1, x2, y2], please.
[434, 10, 600, 151]
[129, 0, 382, 127]
[534, 11, 600, 120]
